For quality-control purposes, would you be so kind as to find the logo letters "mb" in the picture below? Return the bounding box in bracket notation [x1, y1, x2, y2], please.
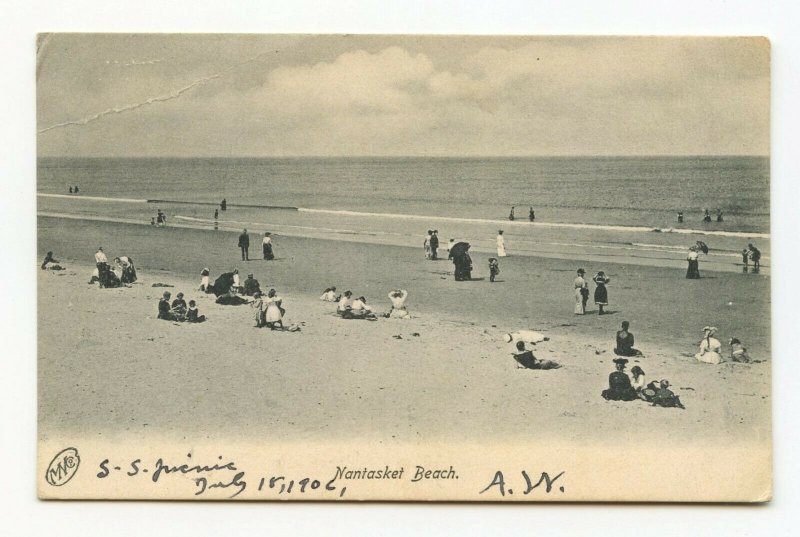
[46, 448, 81, 486]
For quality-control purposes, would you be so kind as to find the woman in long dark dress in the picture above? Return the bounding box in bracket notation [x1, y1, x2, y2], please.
[262, 232, 275, 260]
[454, 251, 472, 281]
[593, 271, 610, 314]
[686, 246, 701, 279]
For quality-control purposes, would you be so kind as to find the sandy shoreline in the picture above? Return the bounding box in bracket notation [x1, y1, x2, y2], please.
[39, 251, 770, 447]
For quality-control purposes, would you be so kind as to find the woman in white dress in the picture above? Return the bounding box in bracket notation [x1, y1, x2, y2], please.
[264, 289, 284, 329]
[496, 230, 507, 257]
[337, 290, 353, 315]
[320, 287, 338, 302]
[387, 289, 410, 319]
[424, 231, 432, 260]
[695, 326, 723, 364]
[574, 268, 588, 314]
[199, 268, 211, 292]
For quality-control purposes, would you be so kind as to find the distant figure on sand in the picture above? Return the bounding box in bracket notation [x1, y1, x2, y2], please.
[509, 206, 515, 221]
[221, 198, 227, 211]
[496, 230, 507, 257]
[703, 209, 712, 223]
[430, 230, 439, 260]
[242, 273, 261, 296]
[187, 300, 206, 323]
[601, 358, 638, 401]
[716, 208, 724, 222]
[729, 338, 752, 363]
[677, 211, 684, 223]
[451, 243, 473, 281]
[74, 185, 79, 193]
[156, 209, 166, 227]
[320, 287, 339, 302]
[593, 271, 610, 314]
[614, 321, 642, 357]
[695, 326, 723, 364]
[424, 230, 432, 260]
[512, 341, 561, 370]
[68, 186, 73, 194]
[262, 232, 274, 260]
[574, 268, 589, 314]
[199, 268, 212, 293]
[446, 239, 455, 259]
[488, 257, 500, 282]
[742, 248, 750, 272]
[686, 246, 701, 279]
[748, 243, 761, 272]
[238, 229, 250, 261]
[529, 207, 535, 222]
[386, 289, 410, 319]
[93, 247, 111, 286]
[114, 256, 137, 284]
[214, 209, 219, 220]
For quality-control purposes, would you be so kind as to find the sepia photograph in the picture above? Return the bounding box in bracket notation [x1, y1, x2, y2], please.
[36, 33, 771, 501]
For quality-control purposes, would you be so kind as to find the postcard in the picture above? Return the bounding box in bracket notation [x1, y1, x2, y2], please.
[37, 34, 771, 501]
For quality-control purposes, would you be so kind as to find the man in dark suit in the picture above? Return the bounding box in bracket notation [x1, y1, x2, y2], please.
[238, 229, 250, 261]
[430, 230, 439, 260]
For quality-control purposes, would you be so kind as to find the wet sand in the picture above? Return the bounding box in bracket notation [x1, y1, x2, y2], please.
[38, 216, 771, 446]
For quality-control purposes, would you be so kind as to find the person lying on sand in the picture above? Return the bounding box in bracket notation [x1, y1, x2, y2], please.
[649, 380, 685, 409]
[503, 330, 549, 345]
[385, 289, 410, 319]
[512, 341, 561, 370]
[601, 358, 639, 401]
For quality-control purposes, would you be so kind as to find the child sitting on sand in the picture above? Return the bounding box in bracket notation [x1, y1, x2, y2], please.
[729, 338, 751, 363]
[186, 300, 206, 323]
[488, 258, 500, 282]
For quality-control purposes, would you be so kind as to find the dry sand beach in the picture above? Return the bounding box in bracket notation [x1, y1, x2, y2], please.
[38, 217, 770, 449]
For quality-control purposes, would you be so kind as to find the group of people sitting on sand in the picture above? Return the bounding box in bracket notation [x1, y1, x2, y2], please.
[88, 247, 138, 288]
[322, 286, 412, 320]
[694, 326, 754, 364]
[601, 357, 684, 408]
[157, 291, 205, 323]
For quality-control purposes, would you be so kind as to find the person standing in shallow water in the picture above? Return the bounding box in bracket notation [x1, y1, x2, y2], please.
[574, 268, 588, 314]
[238, 229, 250, 261]
[593, 271, 610, 314]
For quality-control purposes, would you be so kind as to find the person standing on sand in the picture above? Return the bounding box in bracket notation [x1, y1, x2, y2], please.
[593, 271, 610, 315]
[488, 257, 500, 282]
[214, 209, 219, 220]
[264, 289, 285, 329]
[496, 230, 507, 257]
[529, 207, 535, 222]
[424, 230, 432, 260]
[574, 268, 588, 315]
[742, 248, 750, 272]
[509, 206, 515, 221]
[703, 208, 712, 223]
[221, 198, 227, 211]
[94, 247, 110, 284]
[430, 230, 439, 260]
[686, 246, 701, 279]
[677, 211, 684, 223]
[716, 208, 724, 222]
[262, 232, 274, 260]
[238, 229, 250, 261]
[748, 243, 761, 272]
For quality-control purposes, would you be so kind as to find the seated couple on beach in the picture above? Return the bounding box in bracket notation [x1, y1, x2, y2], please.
[601, 359, 684, 408]
[693, 327, 756, 364]
[203, 269, 249, 305]
[511, 341, 561, 370]
[157, 292, 205, 323]
[336, 291, 377, 320]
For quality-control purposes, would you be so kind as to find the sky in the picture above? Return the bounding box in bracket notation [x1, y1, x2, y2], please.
[36, 34, 770, 157]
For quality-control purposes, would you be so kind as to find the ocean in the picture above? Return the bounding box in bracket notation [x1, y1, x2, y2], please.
[38, 156, 769, 233]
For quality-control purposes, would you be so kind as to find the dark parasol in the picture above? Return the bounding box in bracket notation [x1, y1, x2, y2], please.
[449, 241, 470, 259]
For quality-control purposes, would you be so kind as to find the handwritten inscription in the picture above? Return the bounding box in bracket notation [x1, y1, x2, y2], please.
[479, 470, 566, 496]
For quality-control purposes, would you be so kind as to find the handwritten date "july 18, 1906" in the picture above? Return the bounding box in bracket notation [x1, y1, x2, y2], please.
[95, 454, 564, 499]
